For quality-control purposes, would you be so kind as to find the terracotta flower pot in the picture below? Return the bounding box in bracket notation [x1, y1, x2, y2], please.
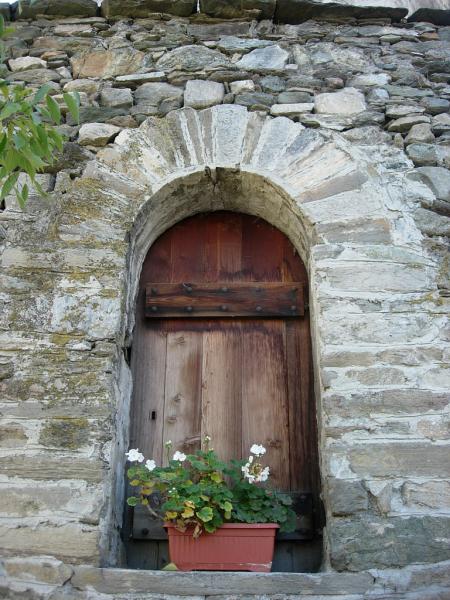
[165, 523, 279, 572]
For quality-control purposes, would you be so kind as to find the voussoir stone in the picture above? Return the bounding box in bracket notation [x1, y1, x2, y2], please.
[156, 46, 232, 73]
[71, 48, 147, 79]
[101, 0, 197, 18]
[8, 56, 47, 72]
[236, 45, 289, 72]
[78, 123, 121, 147]
[314, 87, 366, 115]
[184, 80, 225, 109]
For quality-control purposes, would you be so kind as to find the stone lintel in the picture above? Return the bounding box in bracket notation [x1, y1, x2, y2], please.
[71, 568, 374, 595]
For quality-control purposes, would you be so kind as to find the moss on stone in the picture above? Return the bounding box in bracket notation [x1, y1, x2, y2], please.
[39, 417, 90, 449]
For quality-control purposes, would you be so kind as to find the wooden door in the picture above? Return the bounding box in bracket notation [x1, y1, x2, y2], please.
[124, 213, 322, 572]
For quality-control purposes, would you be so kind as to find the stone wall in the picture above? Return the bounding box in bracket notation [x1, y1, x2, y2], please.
[0, 2, 450, 599]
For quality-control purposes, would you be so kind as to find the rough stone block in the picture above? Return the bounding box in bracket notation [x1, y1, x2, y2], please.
[100, 87, 133, 109]
[329, 479, 368, 516]
[156, 46, 231, 73]
[329, 515, 450, 571]
[0, 524, 99, 564]
[275, 0, 407, 24]
[320, 262, 430, 293]
[102, 0, 196, 17]
[402, 480, 450, 511]
[346, 443, 450, 478]
[0, 482, 102, 522]
[184, 80, 225, 109]
[19, 0, 97, 18]
[200, 0, 276, 20]
[3, 557, 73, 585]
[271, 103, 314, 116]
[412, 167, 450, 202]
[71, 49, 147, 79]
[78, 123, 121, 147]
[236, 45, 289, 72]
[0, 455, 103, 483]
[314, 88, 366, 115]
[8, 57, 47, 72]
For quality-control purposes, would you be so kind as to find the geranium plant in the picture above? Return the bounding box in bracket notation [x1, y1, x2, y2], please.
[126, 438, 296, 538]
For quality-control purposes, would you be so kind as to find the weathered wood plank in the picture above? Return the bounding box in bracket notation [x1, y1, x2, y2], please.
[129, 327, 167, 463]
[162, 331, 203, 459]
[242, 321, 290, 490]
[201, 325, 242, 462]
[146, 282, 304, 318]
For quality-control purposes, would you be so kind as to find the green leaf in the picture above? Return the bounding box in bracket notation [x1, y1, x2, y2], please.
[0, 102, 21, 121]
[0, 133, 7, 155]
[45, 94, 61, 125]
[126, 496, 139, 507]
[0, 171, 19, 200]
[33, 85, 52, 106]
[63, 92, 80, 124]
[196, 506, 214, 523]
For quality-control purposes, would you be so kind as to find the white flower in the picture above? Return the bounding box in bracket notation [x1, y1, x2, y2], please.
[250, 444, 266, 457]
[126, 448, 145, 463]
[256, 466, 270, 483]
[145, 459, 156, 471]
[172, 451, 187, 462]
[165, 440, 172, 447]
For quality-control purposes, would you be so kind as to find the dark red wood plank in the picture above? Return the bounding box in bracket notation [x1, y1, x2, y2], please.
[145, 282, 304, 318]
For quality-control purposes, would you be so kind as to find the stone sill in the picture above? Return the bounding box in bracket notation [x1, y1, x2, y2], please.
[71, 567, 374, 596]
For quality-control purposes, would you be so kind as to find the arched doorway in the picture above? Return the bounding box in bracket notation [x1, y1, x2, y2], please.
[124, 212, 323, 572]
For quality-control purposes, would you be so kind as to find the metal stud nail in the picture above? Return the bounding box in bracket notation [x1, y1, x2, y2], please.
[151, 306, 158, 312]
[256, 305, 262, 312]
[221, 305, 228, 311]
[186, 306, 193, 312]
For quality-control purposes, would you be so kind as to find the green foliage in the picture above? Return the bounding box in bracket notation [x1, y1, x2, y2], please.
[126, 440, 297, 538]
[0, 14, 80, 208]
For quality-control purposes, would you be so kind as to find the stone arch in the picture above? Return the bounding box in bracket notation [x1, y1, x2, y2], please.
[77, 105, 420, 568]
[86, 104, 371, 335]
